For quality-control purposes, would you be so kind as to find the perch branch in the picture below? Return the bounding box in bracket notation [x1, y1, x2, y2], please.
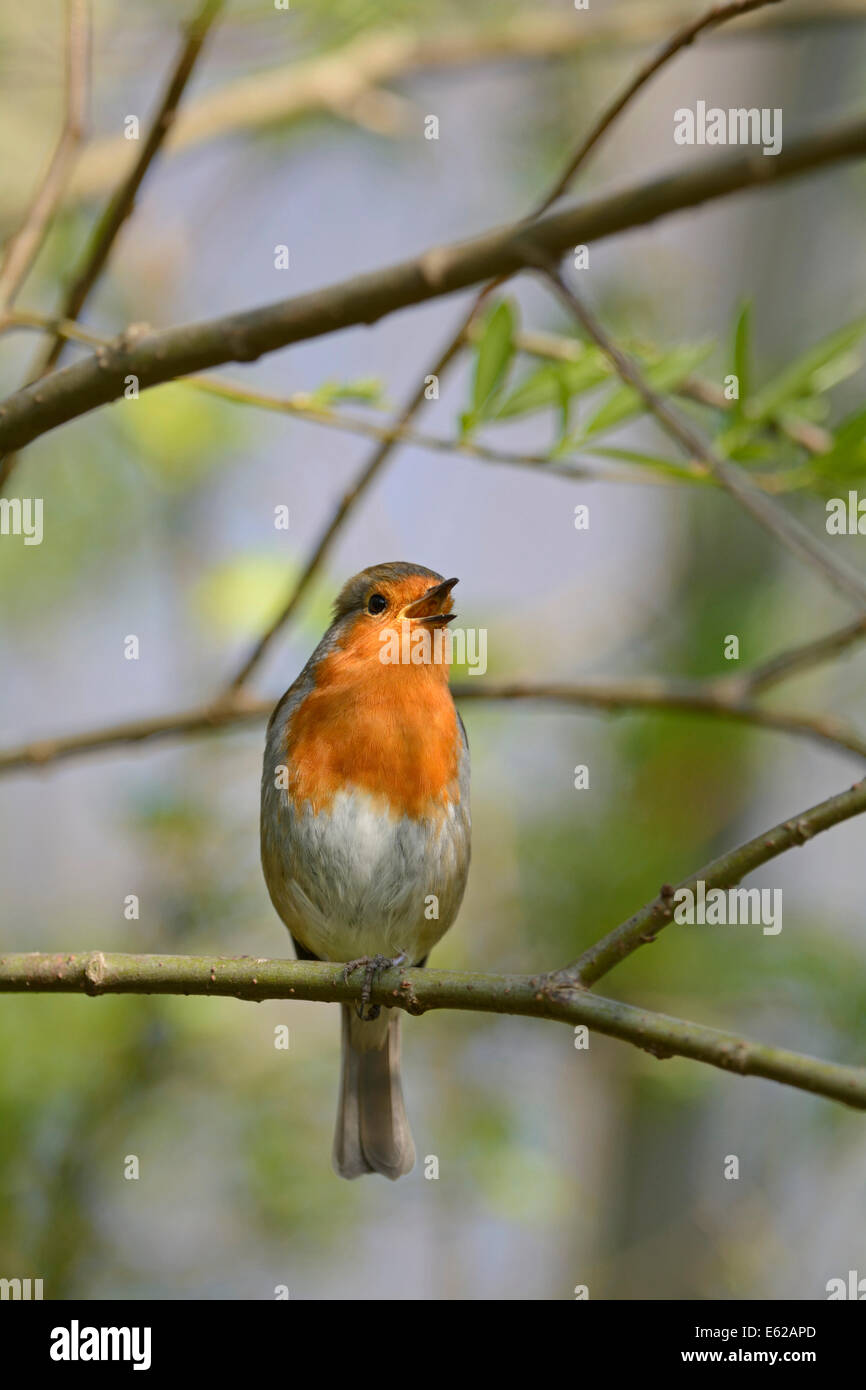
[1, 951, 864, 1110]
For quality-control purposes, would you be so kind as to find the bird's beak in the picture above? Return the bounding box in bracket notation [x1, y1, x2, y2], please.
[401, 577, 459, 627]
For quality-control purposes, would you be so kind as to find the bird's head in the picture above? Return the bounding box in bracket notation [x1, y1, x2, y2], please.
[327, 562, 458, 680]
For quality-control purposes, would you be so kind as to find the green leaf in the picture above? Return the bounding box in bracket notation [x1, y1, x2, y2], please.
[586, 445, 710, 482]
[305, 377, 386, 408]
[724, 437, 788, 464]
[746, 316, 866, 424]
[555, 370, 572, 445]
[732, 301, 751, 423]
[469, 301, 516, 425]
[191, 556, 332, 638]
[831, 406, 866, 449]
[809, 351, 862, 396]
[811, 407, 866, 485]
[492, 351, 610, 420]
[575, 341, 715, 442]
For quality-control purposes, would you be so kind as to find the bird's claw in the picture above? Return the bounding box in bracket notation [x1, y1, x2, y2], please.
[343, 952, 407, 1021]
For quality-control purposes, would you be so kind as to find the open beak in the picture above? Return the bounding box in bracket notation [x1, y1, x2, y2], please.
[401, 576, 459, 627]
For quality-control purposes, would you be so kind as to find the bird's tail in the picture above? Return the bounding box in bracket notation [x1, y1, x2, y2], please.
[333, 1004, 415, 1180]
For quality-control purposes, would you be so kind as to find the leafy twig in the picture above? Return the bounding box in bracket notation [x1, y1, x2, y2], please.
[507, 327, 835, 458]
[536, 263, 866, 612]
[2, 310, 841, 491]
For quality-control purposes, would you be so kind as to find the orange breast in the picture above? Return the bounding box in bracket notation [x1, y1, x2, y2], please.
[284, 642, 461, 820]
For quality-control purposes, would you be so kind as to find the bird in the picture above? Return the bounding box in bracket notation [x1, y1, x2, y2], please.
[261, 562, 471, 1180]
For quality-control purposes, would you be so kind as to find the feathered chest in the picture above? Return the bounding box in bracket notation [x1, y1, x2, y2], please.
[280, 664, 463, 821]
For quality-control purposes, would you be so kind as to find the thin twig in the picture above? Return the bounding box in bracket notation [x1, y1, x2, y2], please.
[740, 616, 866, 693]
[536, 0, 784, 210]
[558, 775, 866, 985]
[39, 0, 224, 377]
[1, 951, 865, 1110]
[1, 673, 864, 778]
[0, 0, 89, 316]
[453, 680, 866, 760]
[187, 375, 697, 487]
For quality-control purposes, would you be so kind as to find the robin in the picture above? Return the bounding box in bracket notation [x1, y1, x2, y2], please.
[261, 563, 471, 1180]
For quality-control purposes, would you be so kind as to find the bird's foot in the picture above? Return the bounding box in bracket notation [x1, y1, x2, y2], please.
[343, 952, 407, 1021]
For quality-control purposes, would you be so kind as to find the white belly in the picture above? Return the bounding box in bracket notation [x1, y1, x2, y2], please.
[261, 780, 471, 964]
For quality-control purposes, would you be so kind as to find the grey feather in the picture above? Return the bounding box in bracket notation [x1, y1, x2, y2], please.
[333, 1005, 415, 1181]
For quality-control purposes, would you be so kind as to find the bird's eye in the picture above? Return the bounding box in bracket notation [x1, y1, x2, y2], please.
[367, 593, 387, 615]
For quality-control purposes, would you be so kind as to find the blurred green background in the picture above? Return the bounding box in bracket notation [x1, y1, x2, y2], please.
[1, 0, 865, 1299]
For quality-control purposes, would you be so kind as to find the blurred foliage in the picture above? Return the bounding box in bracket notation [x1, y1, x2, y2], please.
[116, 384, 247, 491]
[193, 556, 312, 638]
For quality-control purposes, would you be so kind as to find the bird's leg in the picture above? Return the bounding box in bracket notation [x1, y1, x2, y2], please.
[343, 951, 408, 1021]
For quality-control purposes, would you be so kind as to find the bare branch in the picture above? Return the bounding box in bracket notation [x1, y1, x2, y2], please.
[1, 951, 865, 1110]
[559, 775, 866, 985]
[38, 0, 225, 376]
[738, 616, 866, 694]
[454, 680, 866, 761]
[1, 673, 864, 778]
[0, 697, 267, 775]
